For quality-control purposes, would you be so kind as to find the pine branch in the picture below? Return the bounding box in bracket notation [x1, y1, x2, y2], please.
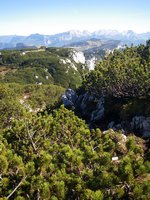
[7, 176, 27, 199]
[25, 121, 39, 155]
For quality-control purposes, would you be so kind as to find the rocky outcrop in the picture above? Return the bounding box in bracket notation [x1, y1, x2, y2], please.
[91, 97, 104, 122]
[61, 89, 78, 108]
[130, 116, 150, 138]
[62, 89, 150, 138]
[62, 89, 104, 122]
[107, 116, 150, 138]
[85, 57, 97, 70]
[71, 51, 85, 64]
[76, 92, 104, 122]
[107, 121, 123, 132]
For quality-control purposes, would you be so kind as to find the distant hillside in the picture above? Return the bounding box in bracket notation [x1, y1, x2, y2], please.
[65, 38, 121, 59]
[0, 47, 87, 88]
[64, 38, 120, 50]
[64, 38, 122, 70]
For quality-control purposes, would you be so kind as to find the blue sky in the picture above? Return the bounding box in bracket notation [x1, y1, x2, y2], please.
[0, 0, 150, 35]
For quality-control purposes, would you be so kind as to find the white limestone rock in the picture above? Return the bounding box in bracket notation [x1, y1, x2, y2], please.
[71, 51, 85, 64]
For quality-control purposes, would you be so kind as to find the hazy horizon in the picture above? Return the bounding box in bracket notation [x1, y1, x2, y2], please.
[0, 29, 150, 37]
[0, 0, 150, 36]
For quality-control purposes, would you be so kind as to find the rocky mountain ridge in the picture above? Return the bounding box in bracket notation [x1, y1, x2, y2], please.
[0, 29, 149, 49]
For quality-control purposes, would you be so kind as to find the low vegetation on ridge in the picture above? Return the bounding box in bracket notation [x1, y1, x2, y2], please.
[0, 47, 86, 88]
[0, 42, 150, 199]
[0, 106, 150, 199]
[84, 41, 150, 98]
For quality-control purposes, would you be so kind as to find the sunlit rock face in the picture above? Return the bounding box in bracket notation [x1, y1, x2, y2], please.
[86, 57, 97, 70]
[71, 51, 85, 64]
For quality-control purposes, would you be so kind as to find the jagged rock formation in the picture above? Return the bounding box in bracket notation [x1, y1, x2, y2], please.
[62, 89, 105, 124]
[62, 89, 150, 138]
[62, 89, 104, 122]
[61, 89, 78, 108]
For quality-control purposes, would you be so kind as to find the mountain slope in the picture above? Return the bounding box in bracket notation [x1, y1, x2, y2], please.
[0, 47, 87, 88]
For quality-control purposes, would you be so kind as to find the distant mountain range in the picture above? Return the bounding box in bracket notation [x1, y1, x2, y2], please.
[0, 30, 150, 49]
